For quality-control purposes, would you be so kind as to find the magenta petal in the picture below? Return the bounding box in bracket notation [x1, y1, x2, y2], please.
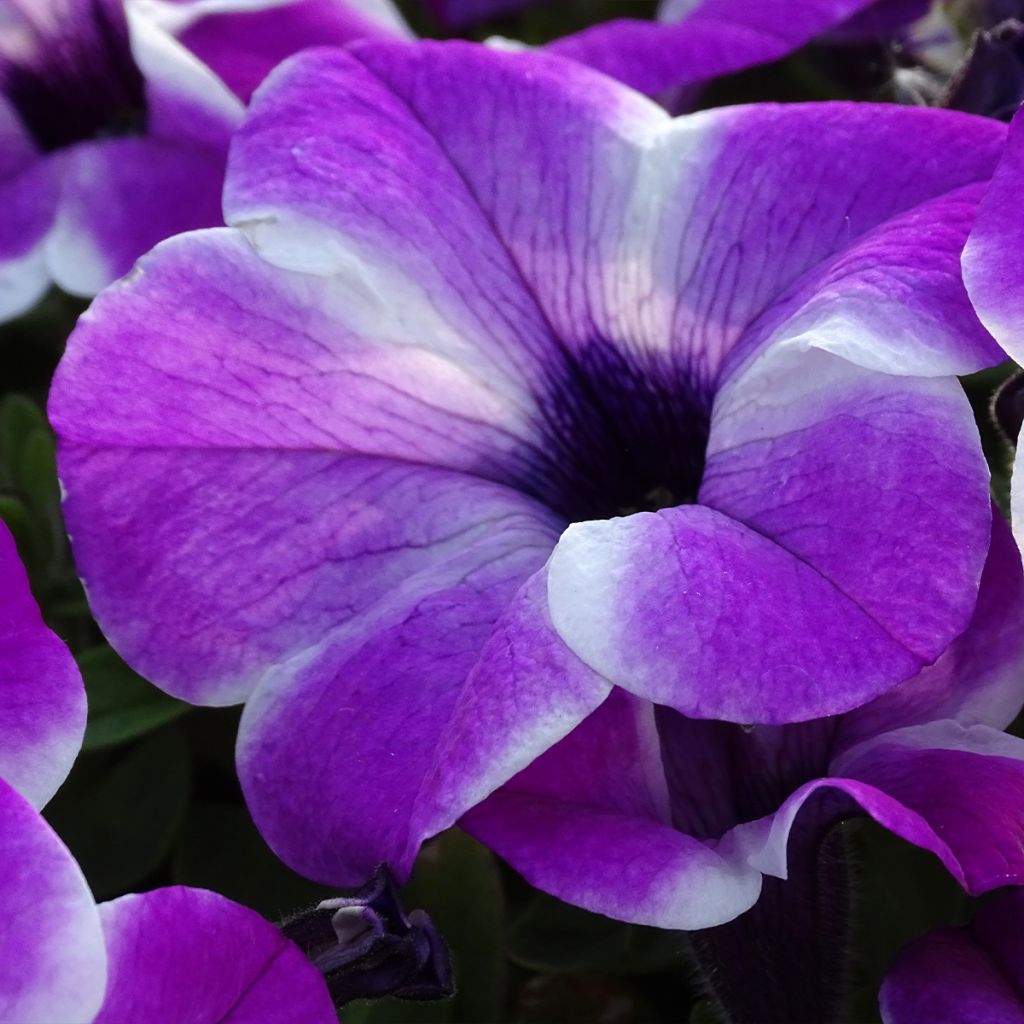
[236, 494, 558, 884]
[880, 891, 1024, 1024]
[464, 690, 763, 929]
[94, 886, 336, 1023]
[0, 522, 85, 808]
[0, 778, 106, 1023]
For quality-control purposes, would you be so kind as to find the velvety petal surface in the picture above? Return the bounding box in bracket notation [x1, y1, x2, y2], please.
[51, 227, 563, 706]
[548, 503, 925, 723]
[0, 140, 59, 320]
[463, 689, 764, 930]
[0, 778, 106, 1024]
[239, 45, 1005, 385]
[548, 0, 920, 97]
[0, 522, 85, 808]
[738, 723, 1024, 893]
[412, 570, 614, 851]
[963, 105, 1024, 366]
[48, 138, 228, 296]
[172, 0, 410, 102]
[237, 502, 558, 883]
[880, 890, 1024, 1024]
[94, 886, 336, 1023]
[839, 510, 1024, 750]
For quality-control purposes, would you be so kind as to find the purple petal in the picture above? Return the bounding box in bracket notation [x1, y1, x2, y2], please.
[273, 45, 1004, 385]
[127, 3, 242, 148]
[237, 500, 557, 884]
[174, 0, 411, 102]
[0, 155, 57, 320]
[412, 570, 614, 848]
[880, 890, 1024, 1024]
[0, 778, 106, 1023]
[964, 106, 1024, 366]
[0, 521, 86, 808]
[742, 723, 1024, 892]
[94, 886, 336, 1023]
[547, 504, 923, 724]
[689, 346, 991, 720]
[839, 510, 1024, 749]
[48, 137, 227, 296]
[548, 0, 920, 98]
[463, 690, 763, 929]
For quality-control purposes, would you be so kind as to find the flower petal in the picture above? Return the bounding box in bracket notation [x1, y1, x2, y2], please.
[0, 154, 59, 321]
[255, 45, 1004, 386]
[412, 570, 614, 849]
[880, 891, 1024, 1024]
[963, 105, 1024, 366]
[170, 0, 410, 102]
[839, 510, 1024, 749]
[0, 778, 106, 1024]
[47, 138, 227, 296]
[696, 346, 991, 715]
[547, 503, 923, 724]
[547, 0, 897, 97]
[237, 501, 557, 883]
[463, 690, 763, 929]
[0, 522, 85, 809]
[94, 886, 336, 1023]
[739, 722, 1024, 893]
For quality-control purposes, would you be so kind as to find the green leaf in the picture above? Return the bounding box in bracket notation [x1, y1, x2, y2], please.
[44, 724, 192, 899]
[401, 830, 507, 1024]
[172, 801, 333, 921]
[18, 426, 59, 517]
[79, 645, 190, 751]
[507, 890, 687, 977]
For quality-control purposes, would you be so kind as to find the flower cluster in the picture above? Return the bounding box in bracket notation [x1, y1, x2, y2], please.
[3, 0, 1024, 1020]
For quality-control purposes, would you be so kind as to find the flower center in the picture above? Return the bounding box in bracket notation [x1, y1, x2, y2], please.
[0, 0, 147, 153]
[656, 709, 842, 839]
[532, 341, 713, 523]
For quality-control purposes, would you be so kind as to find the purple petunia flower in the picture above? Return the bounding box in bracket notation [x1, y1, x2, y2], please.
[50, 42, 1014, 923]
[879, 888, 1024, 1023]
[0, 777, 339, 1022]
[0, 0, 245, 320]
[0, 518, 338, 1021]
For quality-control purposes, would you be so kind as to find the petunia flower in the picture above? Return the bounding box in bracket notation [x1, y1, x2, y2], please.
[0, 0, 245, 321]
[0, 776, 340, 1023]
[50, 41, 1012, 928]
[1, 514, 341, 1021]
[879, 888, 1024, 1024]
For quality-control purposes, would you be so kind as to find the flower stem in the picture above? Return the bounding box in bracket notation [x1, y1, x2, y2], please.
[690, 822, 852, 1024]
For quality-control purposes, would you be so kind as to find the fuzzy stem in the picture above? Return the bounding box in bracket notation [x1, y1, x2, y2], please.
[690, 823, 853, 1024]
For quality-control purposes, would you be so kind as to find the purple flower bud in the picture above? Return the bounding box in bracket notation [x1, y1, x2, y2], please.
[280, 867, 453, 1008]
[944, 19, 1024, 120]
